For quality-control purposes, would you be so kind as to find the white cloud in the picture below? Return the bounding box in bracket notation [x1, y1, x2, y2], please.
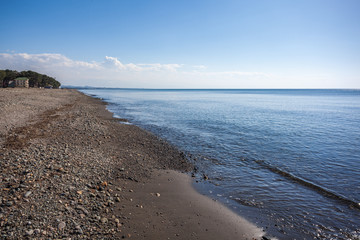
[0, 52, 279, 88]
[0, 53, 101, 71]
[193, 65, 207, 71]
[103, 56, 182, 72]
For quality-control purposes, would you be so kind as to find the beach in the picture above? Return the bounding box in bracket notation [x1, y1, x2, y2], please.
[0, 88, 264, 239]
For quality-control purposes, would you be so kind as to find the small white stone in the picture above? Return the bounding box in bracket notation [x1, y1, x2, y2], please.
[24, 191, 32, 198]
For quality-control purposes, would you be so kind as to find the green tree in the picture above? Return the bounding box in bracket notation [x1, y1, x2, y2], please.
[0, 69, 61, 88]
[0, 70, 6, 87]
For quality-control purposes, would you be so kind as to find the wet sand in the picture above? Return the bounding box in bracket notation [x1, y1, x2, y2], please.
[0, 88, 265, 239]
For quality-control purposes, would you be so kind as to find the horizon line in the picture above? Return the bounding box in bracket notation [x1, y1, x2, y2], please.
[62, 86, 360, 91]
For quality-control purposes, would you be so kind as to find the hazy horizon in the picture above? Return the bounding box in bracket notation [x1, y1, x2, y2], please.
[64, 85, 360, 90]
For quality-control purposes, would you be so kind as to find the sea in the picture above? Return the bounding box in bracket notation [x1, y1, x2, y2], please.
[78, 88, 360, 240]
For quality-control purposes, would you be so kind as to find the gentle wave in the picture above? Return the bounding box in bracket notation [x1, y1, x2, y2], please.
[254, 159, 360, 210]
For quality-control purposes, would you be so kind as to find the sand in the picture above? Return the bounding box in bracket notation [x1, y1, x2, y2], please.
[0, 88, 266, 239]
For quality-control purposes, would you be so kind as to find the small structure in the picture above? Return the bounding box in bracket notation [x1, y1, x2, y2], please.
[14, 77, 29, 88]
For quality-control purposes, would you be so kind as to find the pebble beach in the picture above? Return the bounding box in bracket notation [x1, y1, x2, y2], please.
[0, 88, 264, 239]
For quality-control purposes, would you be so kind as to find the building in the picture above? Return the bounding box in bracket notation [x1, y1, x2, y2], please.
[14, 77, 29, 88]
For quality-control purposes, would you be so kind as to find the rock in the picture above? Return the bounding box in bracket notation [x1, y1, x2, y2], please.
[75, 225, 83, 234]
[156, 193, 161, 197]
[24, 191, 32, 198]
[25, 229, 34, 236]
[101, 217, 108, 224]
[58, 221, 66, 230]
[76, 205, 89, 215]
[34, 229, 41, 235]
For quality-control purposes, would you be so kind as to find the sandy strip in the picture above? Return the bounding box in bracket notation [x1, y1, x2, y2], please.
[119, 169, 264, 239]
[0, 88, 266, 239]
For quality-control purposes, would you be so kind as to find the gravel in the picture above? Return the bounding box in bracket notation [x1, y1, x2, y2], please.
[0, 88, 191, 239]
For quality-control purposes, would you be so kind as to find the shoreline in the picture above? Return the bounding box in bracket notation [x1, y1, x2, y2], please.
[0, 88, 266, 239]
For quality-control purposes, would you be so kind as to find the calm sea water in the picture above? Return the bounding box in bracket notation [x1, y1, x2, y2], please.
[79, 89, 360, 239]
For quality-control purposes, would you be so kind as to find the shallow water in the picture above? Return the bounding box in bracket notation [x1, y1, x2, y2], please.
[80, 88, 360, 239]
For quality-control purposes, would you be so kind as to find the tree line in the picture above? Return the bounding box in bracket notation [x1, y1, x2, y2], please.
[0, 69, 61, 88]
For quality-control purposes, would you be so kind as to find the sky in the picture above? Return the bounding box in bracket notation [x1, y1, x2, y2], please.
[1, 0, 360, 88]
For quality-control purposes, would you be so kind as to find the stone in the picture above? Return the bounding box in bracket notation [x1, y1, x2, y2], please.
[75, 225, 83, 234]
[25, 229, 34, 236]
[101, 217, 108, 224]
[58, 221, 66, 230]
[76, 205, 89, 215]
[24, 191, 32, 198]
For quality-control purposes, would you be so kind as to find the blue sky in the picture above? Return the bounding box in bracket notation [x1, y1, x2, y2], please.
[1, 0, 359, 88]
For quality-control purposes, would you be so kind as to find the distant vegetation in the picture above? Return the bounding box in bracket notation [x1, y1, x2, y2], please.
[0, 69, 61, 88]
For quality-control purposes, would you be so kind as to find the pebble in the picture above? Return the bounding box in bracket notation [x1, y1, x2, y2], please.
[75, 225, 83, 234]
[156, 193, 161, 197]
[58, 221, 66, 230]
[76, 205, 89, 215]
[25, 229, 34, 236]
[24, 191, 32, 198]
[101, 217, 108, 224]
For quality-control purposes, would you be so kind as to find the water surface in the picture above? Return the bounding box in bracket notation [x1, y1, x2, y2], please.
[80, 89, 360, 239]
